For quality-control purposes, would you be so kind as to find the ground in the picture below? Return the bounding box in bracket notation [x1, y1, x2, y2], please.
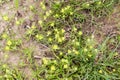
[0, 0, 120, 80]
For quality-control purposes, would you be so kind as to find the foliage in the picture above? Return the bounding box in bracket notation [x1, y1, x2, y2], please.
[0, 0, 120, 80]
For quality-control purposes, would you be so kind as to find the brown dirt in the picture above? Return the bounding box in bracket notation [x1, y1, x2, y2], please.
[0, 1, 47, 79]
[82, 6, 120, 52]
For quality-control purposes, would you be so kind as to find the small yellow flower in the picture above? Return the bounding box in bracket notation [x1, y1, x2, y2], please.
[68, 50, 72, 54]
[48, 38, 52, 42]
[62, 15, 65, 18]
[40, 2, 43, 5]
[54, 14, 59, 18]
[72, 39, 75, 42]
[49, 10, 52, 14]
[55, 34, 59, 39]
[35, 34, 43, 40]
[5, 46, 10, 51]
[7, 40, 12, 46]
[12, 73, 17, 78]
[52, 44, 59, 50]
[62, 37, 65, 41]
[113, 69, 116, 72]
[54, 29, 58, 32]
[29, 5, 34, 10]
[70, 12, 73, 15]
[58, 38, 62, 43]
[86, 58, 88, 61]
[4, 75, 8, 78]
[42, 58, 48, 65]
[2, 64, 7, 68]
[78, 31, 83, 36]
[86, 3, 90, 7]
[46, 11, 50, 17]
[61, 59, 65, 63]
[60, 52, 63, 55]
[47, 31, 51, 36]
[83, 3, 90, 8]
[66, 5, 70, 9]
[75, 50, 79, 54]
[16, 21, 20, 25]
[74, 67, 78, 71]
[4, 54, 8, 59]
[61, 59, 68, 64]
[50, 22, 55, 26]
[51, 65, 56, 71]
[75, 41, 80, 46]
[97, 1, 102, 5]
[73, 27, 77, 31]
[27, 29, 33, 34]
[91, 35, 94, 39]
[99, 70, 102, 73]
[42, 6, 46, 10]
[53, 60, 57, 64]
[73, 49, 79, 54]
[87, 38, 90, 42]
[44, 16, 47, 20]
[114, 52, 118, 56]
[57, 37, 64, 43]
[89, 46, 93, 49]
[31, 25, 36, 29]
[40, 2, 46, 10]
[61, 29, 65, 33]
[84, 48, 88, 52]
[2, 33, 7, 39]
[3, 15, 9, 21]
[61, 8, 65, 13]
[88, 54, 92, 57]
[38, 20, 43, 26]
[38, 35, 43, 40]
[35, 34, 39, 38]
[6, 69, 11, 74]
[94, 49, 98, 53]
[63, 64, 68, 69]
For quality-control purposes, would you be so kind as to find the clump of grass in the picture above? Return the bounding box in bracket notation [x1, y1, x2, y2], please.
[0, 0, 120, 80]
[31, 0, 119, 79]
[33, 36, 120, 79]
[0, 63, 24, 80]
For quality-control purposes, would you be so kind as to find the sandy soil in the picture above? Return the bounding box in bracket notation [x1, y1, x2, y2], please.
[0, 1, 120, 79]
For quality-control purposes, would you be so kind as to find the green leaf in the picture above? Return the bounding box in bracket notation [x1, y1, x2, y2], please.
[14, 0, 19, 9]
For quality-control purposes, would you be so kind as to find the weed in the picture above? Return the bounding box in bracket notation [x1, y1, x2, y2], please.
[0, 0, 120, 80]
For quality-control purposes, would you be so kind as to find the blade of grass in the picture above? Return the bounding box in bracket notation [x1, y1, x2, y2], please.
[14, 0, 19, 9]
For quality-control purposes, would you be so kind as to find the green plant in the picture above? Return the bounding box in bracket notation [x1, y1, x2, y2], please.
[0, 0, 119, 80]
[0, 64, 24, 80]
[14, 0, 19, 9]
